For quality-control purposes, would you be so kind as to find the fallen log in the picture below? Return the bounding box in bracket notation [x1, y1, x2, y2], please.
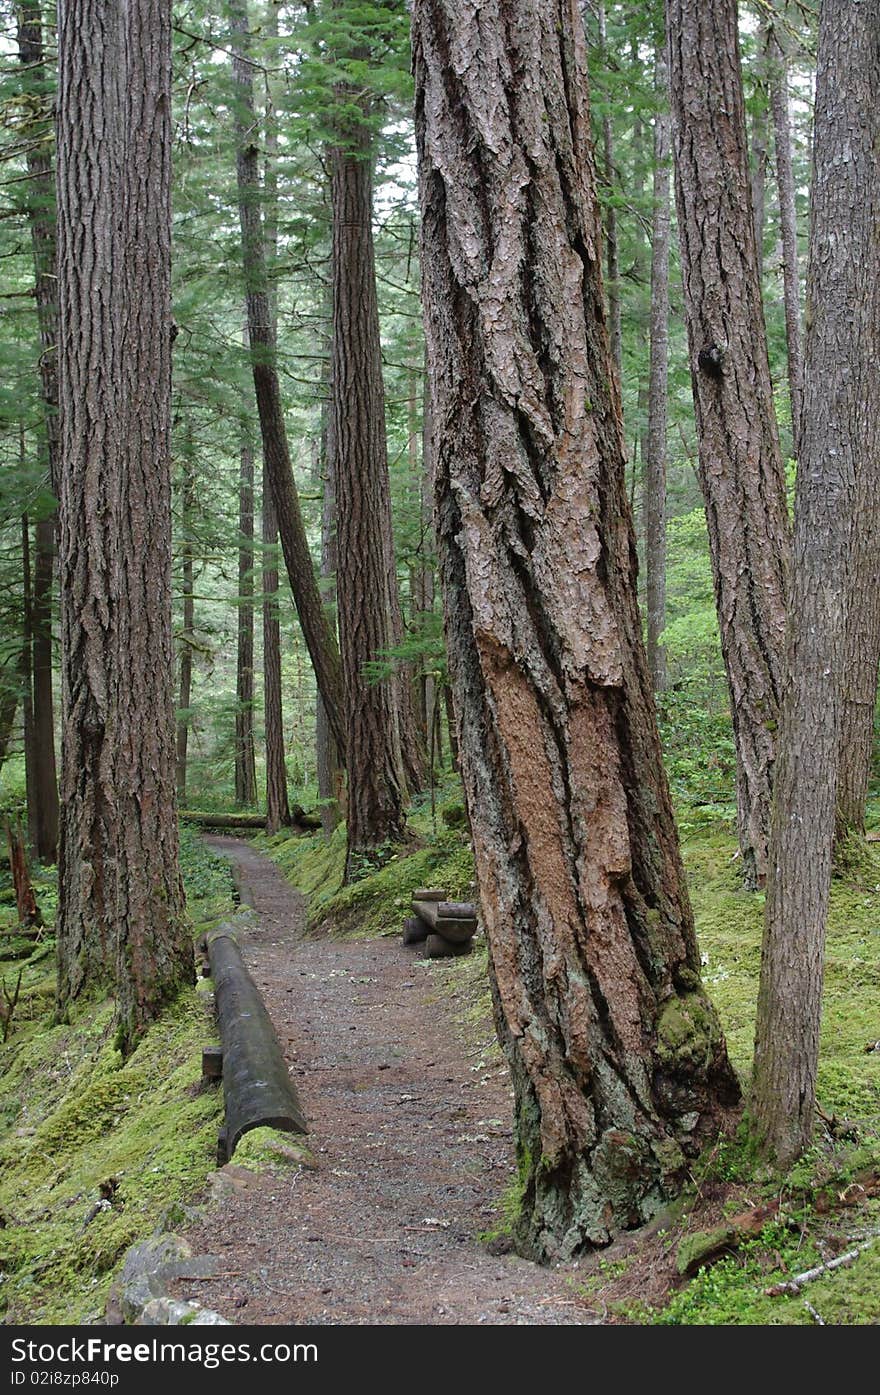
[182, 806, 321, 832]
[206, 926, 307, 1163]
[182, 812, 267, 829]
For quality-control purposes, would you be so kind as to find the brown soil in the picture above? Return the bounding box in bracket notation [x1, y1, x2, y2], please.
[169, 837, 638, 1325]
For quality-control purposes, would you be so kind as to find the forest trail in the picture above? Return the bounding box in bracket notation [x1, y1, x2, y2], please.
[173, 836, 594, 1325]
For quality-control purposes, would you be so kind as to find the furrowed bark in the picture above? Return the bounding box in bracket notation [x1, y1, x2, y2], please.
[414, 0, 740, 1261]
[55, 0, 194, 1047]
[645, 39, 671, 694]
[666, 0, 791, 888]
[752, 0, 880, 1165]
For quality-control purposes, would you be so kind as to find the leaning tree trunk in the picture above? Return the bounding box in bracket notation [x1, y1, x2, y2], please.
[260, 0, 291, 837]
[229, 0, 346, 761]
[767, 13, 803, 458]
[235, 389, 258, 808]
[55, 0, 193, 1048]
[752, 0, 880, 1167]
[331, 98, 408, 877]
[645, 39, 671, 695]
[15, 2, 60, 864]
[414, 0, 740, 1262]
[667, 0, 791, 889]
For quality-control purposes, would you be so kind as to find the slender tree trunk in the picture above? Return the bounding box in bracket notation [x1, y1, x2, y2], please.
[752, 0, 879, 1166]
[667, 0, 791, 889]
[767, 13, 803, 458]
[330, 84, 407, 876]
[176, 448, 195, 801]
[229, 0, 346, 761]
[235, 382, 257, 808]
[645, 41, 671, 694]
[55, 0, 193, 1048]
[414, 0, 740, 1261]
[21, 513, 37, 852]
[750, 62, 768, 269]
[0, 667, 19, 775]
[15, 2, 60, 863]
[315, 290, 343, 837]
[262, 473, 292, 832]
[597, 2, 622, 381]
[260, 0, 291, 836]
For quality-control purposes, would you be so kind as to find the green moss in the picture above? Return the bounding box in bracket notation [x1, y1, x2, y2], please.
[657, 991, 722, 1072]
[252, 813, 475, 941]
[0, 826, 234, 1325]
[232, 1126, 316, 1171]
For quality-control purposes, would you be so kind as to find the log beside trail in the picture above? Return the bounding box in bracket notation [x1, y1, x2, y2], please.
[406, 891, 479, 957]
[205, 926, 307, 1162]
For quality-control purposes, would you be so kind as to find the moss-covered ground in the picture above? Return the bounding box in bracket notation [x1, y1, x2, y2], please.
[0, 825, 234, 1324]
[256, 788, 880, 1326]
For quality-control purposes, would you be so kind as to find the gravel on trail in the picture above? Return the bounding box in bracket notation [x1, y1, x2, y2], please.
[171, 837, 596, 1326]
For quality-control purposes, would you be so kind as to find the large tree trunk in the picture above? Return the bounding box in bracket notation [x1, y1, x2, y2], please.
[331, 90, 407, 877]
[836, 516, 880, 841]
[767, 12, 803, 459]
[229, 0, 346, 761]
[55, 0, 194, 1048]
[645, 40, 671, 695]
[667, 0, 791, 889]
[15, 2, 60, 864]
[235, 392, 258, 808]
[414, 0, 740, 1262]
[752, 0, 880, 1167]
[176, 445, 195, 801]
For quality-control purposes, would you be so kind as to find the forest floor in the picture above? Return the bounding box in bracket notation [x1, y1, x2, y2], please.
[169, 836, 602, 1324]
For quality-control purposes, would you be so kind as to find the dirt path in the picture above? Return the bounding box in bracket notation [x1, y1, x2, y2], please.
[174, 836, 595, 1325]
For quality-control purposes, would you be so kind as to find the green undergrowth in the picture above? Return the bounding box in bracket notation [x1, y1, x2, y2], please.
[252, 780, 476, 939]
[0, 824, 235, 1324]
[261, 785, 880, 1323]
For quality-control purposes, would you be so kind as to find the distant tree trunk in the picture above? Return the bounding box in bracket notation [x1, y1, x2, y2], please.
[21, 513, 37, 851]
[767, 13, 803, 457]
[752, 0, 879, 1167]
[176, 448, 195, 801]
[0, 671, 19, 775]
[16, 2, 60, 864]
[55, 0, 193, 1048]
[229, 0, 346, 761]
[645, 41, 671, 694]
[260, 0, 291, 837]
[597, 2, 622, 381]
[315, 291, 343, 838]
[417, 363, 436, 746]
[667, 0, 791, 889]
[414, 0, 740, 1261]
[235, 387, 257, 808]
[330, 78, 408, 877]
[262, 472, 291, 833]
[750, 60, 768, 268]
